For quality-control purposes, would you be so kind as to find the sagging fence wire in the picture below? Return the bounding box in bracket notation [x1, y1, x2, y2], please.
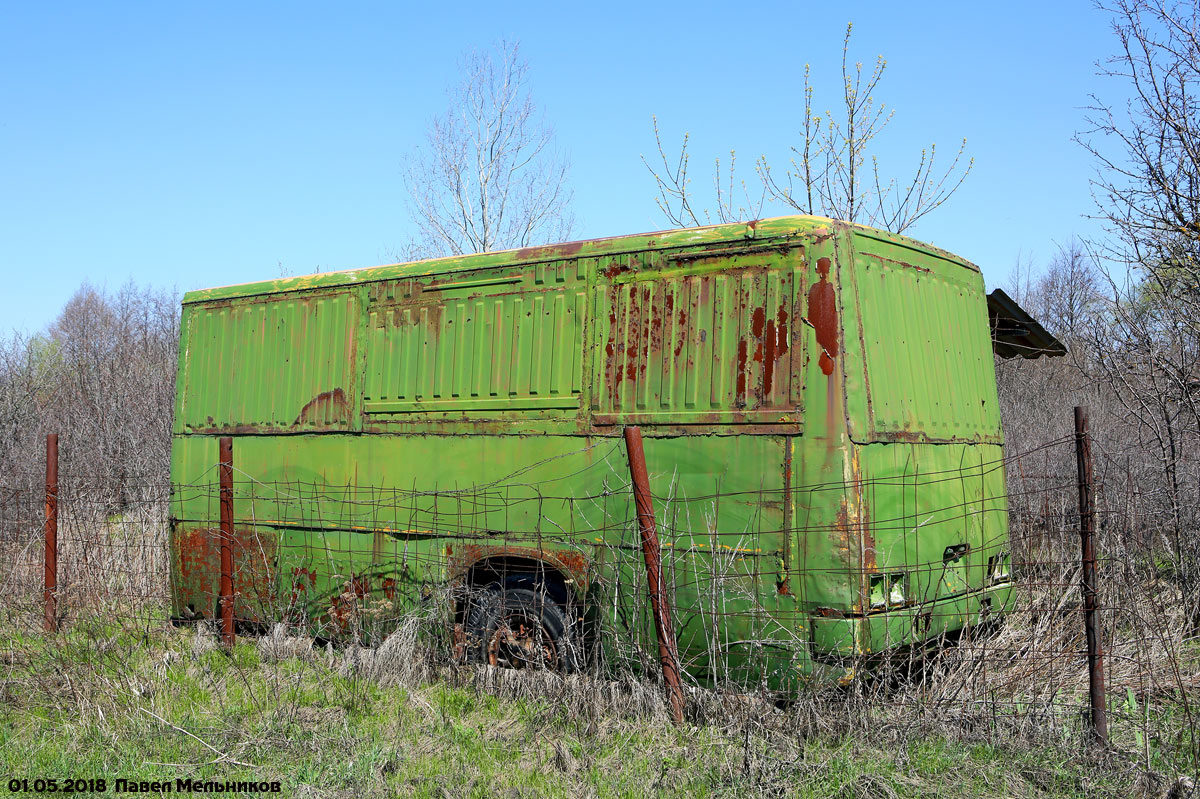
[0, 423, 1197, 776]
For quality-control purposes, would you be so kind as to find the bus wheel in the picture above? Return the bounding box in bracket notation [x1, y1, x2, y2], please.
[464, 587, 581, 672]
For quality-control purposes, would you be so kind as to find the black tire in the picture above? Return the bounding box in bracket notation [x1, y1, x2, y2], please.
[462, 587, 583, 673]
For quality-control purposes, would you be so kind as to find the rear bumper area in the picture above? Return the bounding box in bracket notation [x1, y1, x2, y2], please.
[809, 581, 1015, 659]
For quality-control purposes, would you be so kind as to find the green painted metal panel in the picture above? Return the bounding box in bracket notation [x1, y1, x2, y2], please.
[847, 441, 1012, 651]
[810, 581, 1014, 657]
[845, 231, 1001, 443]
[176, 291, 360, 434]
[362, 263, 587, 414]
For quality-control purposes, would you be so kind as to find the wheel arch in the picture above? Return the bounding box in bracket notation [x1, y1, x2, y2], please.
[448, 544, 592, 609]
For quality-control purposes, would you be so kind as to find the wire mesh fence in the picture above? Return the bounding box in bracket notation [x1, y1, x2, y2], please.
[0, 425, 1197, 778]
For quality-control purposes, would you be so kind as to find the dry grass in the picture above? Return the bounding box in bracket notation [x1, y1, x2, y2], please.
[1, 494, 1198, 796]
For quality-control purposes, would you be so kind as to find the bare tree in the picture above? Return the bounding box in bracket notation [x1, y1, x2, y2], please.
[0, 283, 179, 507]
[1063, 0, 1200, 630]
[402, 41, 573, 259]
[644, 24, 972, 232]
[1078, 0, 1200, 321]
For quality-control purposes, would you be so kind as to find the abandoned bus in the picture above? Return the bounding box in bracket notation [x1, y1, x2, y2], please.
[168, 215, 1059, 688]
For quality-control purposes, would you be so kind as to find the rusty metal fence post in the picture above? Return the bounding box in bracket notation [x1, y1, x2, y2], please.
[218, 436, 236, 648]
[623, 426, 685, 725]
[43, 434, 58, 633]
[1075, 406, 1108, 745]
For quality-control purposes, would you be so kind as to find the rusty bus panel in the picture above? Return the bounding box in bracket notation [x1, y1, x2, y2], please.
[593, 249, 804, 427]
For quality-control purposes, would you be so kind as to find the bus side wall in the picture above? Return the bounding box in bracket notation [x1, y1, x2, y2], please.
[168, 224, 852, 686]
[167, 220, 1013, 674]
[169, 431, 806, 682]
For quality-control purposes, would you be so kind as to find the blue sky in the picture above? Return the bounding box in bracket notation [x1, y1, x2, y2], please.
[0, 1, 1118, 333]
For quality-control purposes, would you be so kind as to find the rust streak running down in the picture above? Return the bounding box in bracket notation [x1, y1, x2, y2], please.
[807, 257, 839, 376]
[775, 307, 789, 359]
[751, 306, 767, 404]
[763, 319, 777, 396]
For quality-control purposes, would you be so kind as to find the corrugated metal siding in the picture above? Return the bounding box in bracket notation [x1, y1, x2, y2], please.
[854, 252, 1000, 441]
[363, 266, 586, 413]
[594, 263, 800, 424]
[178, 293, 358, 433]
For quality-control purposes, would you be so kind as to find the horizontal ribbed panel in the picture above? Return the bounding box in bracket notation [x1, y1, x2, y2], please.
[178, 293, 358, 432]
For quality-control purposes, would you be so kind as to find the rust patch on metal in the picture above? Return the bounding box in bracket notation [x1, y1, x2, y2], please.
[878, 430, 928, 443]
[515, 240, 585, 262]
[835, 502, 852, 546]
[751, 306, 766, 339]
[188, 422, 273, 435]
[865, 252, 932, 274]
[859, 516, 877, 573]
[762, 318, 776, 395]
[605, 301, 618, 361]
[673, 300, 688, 358]
[294, 388, 349, 426]
[764, 305, 790, 397]
[750, 305, 769, 400]
[639, 284, 652, 379]
[807, 257, 838, 376]
[602, 262, 629, 280]
[843, 450, 875, 615]
[178, 527, 216, 582]
[232, 527, 277, 623]
[661, 290, 675, 358]
[647, 284, 662, 362]
[448, 543, 592, 596]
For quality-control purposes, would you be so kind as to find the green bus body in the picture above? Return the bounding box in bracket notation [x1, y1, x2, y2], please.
[169, 215, 1014, 688]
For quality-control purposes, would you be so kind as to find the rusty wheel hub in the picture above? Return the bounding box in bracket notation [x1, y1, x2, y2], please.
[486, 615, 557, 669]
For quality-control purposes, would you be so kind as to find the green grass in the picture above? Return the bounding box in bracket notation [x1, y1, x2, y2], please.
[0, 620, 1189, 798]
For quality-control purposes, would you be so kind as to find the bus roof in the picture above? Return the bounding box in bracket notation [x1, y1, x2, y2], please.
[182, 215, 979, 305]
